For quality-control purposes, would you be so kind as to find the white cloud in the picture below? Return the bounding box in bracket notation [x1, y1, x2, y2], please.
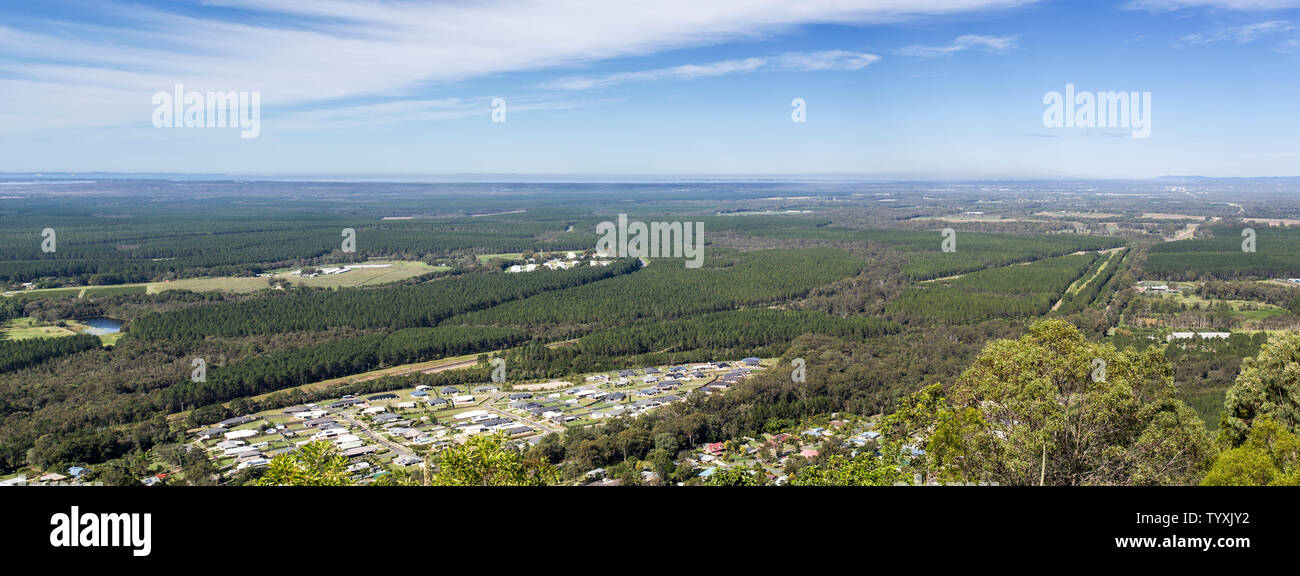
[769, 50, 884, 70]
[275, 96, 610, 129]
[1179, 20, 1295, 44]
[1126, 0, 1300, 10]
[541, 51, 879, 91]
[896, 34, 1019, 57]
[0, 0, 1037, 133]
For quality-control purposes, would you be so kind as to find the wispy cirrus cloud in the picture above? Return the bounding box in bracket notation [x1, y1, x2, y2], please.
[1179, 20, 1295, 44]
[276, 96, 613, 130]
[896, 34, 1019, 57]
[1125, 0, 1300, 10]
[540, 51, 879, 91]
[0, 0, 1041, 134]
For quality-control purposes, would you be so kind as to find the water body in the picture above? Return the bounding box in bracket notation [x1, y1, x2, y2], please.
[81, 317, 124, 335]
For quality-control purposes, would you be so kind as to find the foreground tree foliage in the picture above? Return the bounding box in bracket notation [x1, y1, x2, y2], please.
[789, 447, 912, 486]
[256, 441, 355, 487]
[432, 432, 559, 486]
[1219, 331, 1300, 447]
[1202, 418, 1300, 486]
[884, 319, 1213, 485]
[701, 465, 765, 486]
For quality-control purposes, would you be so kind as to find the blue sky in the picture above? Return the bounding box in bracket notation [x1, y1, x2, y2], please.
[0, 0, 1298, 178]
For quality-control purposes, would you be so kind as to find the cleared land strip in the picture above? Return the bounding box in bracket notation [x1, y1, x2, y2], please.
[245, 354, 483, 403]
[167, 352, 484, 423]
[11, 260, 443, 299]
[1052, 249, 1123, 312]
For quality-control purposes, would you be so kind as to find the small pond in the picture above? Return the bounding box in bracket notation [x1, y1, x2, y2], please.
[81, 317, 124, 335]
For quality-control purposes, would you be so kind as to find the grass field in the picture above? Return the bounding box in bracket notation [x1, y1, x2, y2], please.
[1151, 286, 1290, 318]
[5, 285, 148, 300]
[0, 317, 127, 346]
[97, 332, 125, 346]
[476, 252, 524, 262]
[151, 261, 446, 293]
[0, 317, 78, 339]
[6, 260, 445, 299]
[476, 251, 578, 263]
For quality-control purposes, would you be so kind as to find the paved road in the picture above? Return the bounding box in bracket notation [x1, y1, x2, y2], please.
[339, 410, 416, 460]
[481, 393, 564, 434]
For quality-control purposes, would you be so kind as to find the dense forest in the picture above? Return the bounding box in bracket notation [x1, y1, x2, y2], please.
[1146, 225, 1300, 280]
[128, 261, 637, 339]
[0, 334, 102, 374]
[753, 226, 1124, 280]
[887, 253, 1098, 323]
[159, 325, 526, 410]
[503, 308, 899, 378]
[449, 248, 864, 336]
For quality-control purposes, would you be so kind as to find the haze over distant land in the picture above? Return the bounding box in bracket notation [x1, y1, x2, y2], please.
[3, 174, 1300, 185]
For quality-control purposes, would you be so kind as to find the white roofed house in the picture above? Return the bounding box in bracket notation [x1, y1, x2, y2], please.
[1166, 331, 1231, 342]
[197, 427, 226, 440]
[224, 445, 260, 458]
